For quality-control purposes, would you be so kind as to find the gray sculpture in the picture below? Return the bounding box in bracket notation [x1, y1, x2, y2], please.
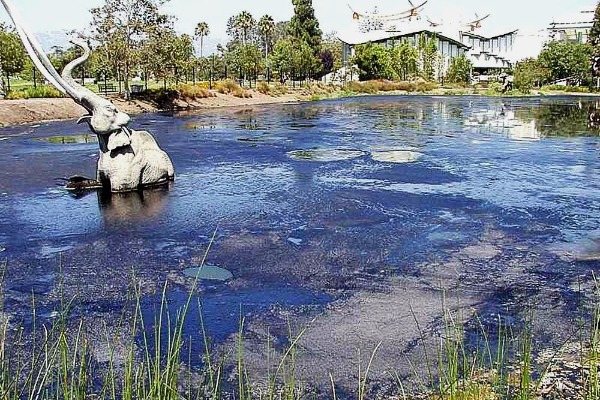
[0, 0, 175, 192]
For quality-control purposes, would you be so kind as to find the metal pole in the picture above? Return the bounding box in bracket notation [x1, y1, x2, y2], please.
[33, 68, 37, 89]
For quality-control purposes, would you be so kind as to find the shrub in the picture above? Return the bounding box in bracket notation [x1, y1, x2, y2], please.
[140, 88, 179, 110]
[5, 91, 25, 100]
[5, 85, 64, 99]
[565, 86, 590, 93]
[415, 81, 438, 92]
[215, 79, 241, 94]
[446, 54, 473, 84]
[233, 87, 252, 98]
[395, 81, 417, 92]
[274, 83, 288, 95]
[257, 81, 272, 95]
[176, 83, 215, 100]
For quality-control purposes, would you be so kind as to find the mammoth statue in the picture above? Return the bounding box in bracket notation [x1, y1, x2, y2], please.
[0, 0, 174, 192]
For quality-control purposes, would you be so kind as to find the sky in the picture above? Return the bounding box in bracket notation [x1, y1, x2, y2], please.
[0, 0, 595, 42]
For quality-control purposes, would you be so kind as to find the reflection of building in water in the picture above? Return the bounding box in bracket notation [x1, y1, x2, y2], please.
[464, 107, 541, 140]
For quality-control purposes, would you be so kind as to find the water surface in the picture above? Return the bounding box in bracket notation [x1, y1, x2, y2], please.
[1, 95, 599, 384]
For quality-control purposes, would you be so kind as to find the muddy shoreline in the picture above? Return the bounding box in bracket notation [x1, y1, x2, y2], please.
[0, 90, 302, 127]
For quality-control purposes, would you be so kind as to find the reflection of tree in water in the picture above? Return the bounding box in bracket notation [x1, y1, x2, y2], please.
[516, 101, 599, 137]
[371, 103, 439, 132]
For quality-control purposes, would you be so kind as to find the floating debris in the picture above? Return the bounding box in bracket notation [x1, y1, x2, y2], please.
[183, 265, 233, 281]
[287, 148, 364, 162]
[287, 237, 303, 246]
[0, 246, 5, 253]
[371, 150, 423, 163]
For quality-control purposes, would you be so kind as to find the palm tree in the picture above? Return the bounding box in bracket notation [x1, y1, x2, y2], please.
[194, 21, 210, 58]
[258, 15, 275, 60]
[234, 11, 255, 45]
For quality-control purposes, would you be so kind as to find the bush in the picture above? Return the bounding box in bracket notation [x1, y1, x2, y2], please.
[5, 85, 64, 99]
[446, 54, 473, 84]
[215, 79, 241, 94]
[257, 81, 272, 95]
[565, 86, 590, 93]
[140, 88, 179, 110]
[232, 87, 252, 98]
[176, 83, 215, 100]
[415, 80, 438, 92]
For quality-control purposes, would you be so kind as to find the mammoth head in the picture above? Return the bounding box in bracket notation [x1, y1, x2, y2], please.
[77, 100, 132, 151]
[0, 0, 132, 150]
[78, 101, 131, 135]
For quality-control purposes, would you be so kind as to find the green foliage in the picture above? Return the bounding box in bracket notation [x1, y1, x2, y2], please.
[589, 2, 600, 51]
[446, 54, 472, 84]
[353, 43, 394, 81]
[514, 58, 548, 93]
[141, 87, 179, 109]
[538, 40, 593, 83]
[346, 79, 437, 93]
[258, 15, 276, 59]
[89, 0, 174, 89]
[141, 27, 194, 85]
[270, 37, 320, 79]
[288, 0, 322, 54]
[228, 11, 256, 45]
[390, 41, 418, 81]
[0, 24, 26, 91]
[418, 34, 438, 81]
[5, 85, 64, 99]
[194, 21, 210, 57]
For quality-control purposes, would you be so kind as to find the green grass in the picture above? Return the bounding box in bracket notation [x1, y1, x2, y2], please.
[2, 253, 600, 400]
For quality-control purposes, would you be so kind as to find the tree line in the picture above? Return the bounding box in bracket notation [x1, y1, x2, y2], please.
[0, 0, 344, 96]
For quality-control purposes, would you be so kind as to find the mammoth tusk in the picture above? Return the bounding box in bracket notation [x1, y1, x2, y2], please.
[0, 0, 81, 100]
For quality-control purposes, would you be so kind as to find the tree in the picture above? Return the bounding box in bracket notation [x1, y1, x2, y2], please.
[538, 40, 593, 84]
[418, 34, 438, 81]
[320, 31, 343, 77]
[288, 0, 322, 54]
[229, 11, 256, 45]
[270, 37, 319, 81]
[194, 21, 210, 58]
[352, 42, 394, 80]
[141, 26, 194, 87]
[0, 23, 26, 92]
[258, 15, 275, 60]
[589, 2, 600, 51]
[513, 58, 549, 93]
[390, 40, 418, 80]
[446, 54, 472, 84]
[89, 0, 172, 94]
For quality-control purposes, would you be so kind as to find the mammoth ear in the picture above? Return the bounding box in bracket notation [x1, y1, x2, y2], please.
[107, 129, 132, 151]
[77, 115, 92, 125]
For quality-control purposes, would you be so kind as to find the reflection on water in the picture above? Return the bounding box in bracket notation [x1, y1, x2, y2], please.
[371, 150, 423, 163]
[39, 134, 97, 144]
[97, 184, 172, 224]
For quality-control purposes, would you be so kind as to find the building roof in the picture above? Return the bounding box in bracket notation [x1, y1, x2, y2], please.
[462, 29, 519, 40]
[337, 25, 470, 49]
[549, 8, 594, 29]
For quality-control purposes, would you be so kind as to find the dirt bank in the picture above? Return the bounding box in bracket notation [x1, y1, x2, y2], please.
[0, 90, 302, 127]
